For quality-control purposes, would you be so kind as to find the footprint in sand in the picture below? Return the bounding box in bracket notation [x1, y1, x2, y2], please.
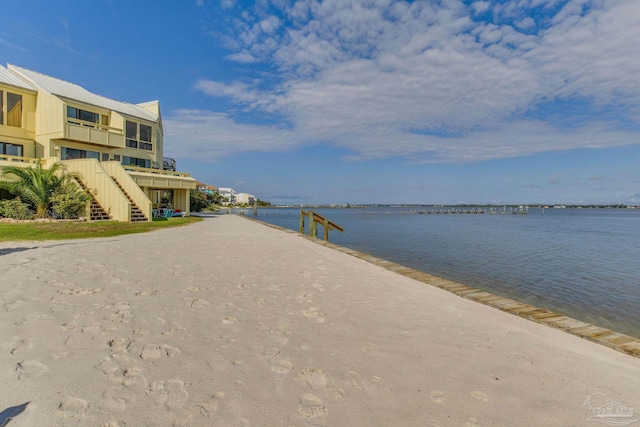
[102, 302, 132, 324]
[268, 329, 291, 345]
[108, 338, 131, 355]
[58, 397, 88, 419]
[16, 360, 48, 379]
[297, 393, 327, 418]
[99, 388, 135, 414]
[296, 292, 315, 303]
[302, 307, 326, 323]
[271, 358, 293, 374]
[197, 392, 226, 418]
[431, 391, 445, 403]
[148, 379, 189, 410]
[99, 398, 126, 414]
[10, 338, 33, 355]
[190, 298, 211, 308]
[298, 368, 331, 390]
[140, 344, 181, 360]
[263, 347, 280, 358]
[222, 316, 238, 325]
[135, 289, 157, 297]
[94, 356, 147, 391]
[471, 390, 488, 402]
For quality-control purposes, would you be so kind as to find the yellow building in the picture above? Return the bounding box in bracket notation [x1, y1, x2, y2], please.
[0, 64, 195, 221]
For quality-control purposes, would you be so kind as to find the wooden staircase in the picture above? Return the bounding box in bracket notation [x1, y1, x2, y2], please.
[75, 180, 111, 221]
[111, 177, 148, 222]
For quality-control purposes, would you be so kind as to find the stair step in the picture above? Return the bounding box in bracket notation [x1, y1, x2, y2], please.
[110, 177, 148, 221]
[75, 178, 111, 221]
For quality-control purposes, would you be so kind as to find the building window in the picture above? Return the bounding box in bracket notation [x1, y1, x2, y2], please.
[7, 92, 22, 127]
[122, 156, 150, 168]
[140, 124, 151, 143]
[67, 106, 99, 126]
[0, 90, 3, 125]
[101, 153, 109, 161]
[0, 142, 23, 157]
[61, 147, 99, 160]
[125, 120, 153, 151]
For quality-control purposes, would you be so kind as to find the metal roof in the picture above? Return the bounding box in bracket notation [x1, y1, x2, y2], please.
[8, 64, 158, 122]
[0, 64, 36, 91]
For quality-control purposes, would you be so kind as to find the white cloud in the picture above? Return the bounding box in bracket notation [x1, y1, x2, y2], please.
[221, 0, 235, 10]
[471, 1, 491, 15]
[164, 110, 299, 159]
[225, 49, 257, 63]
[166, 110, 636, 164]
[515, 17, 536, 30]
[531, 0, 640, 108]
[173, 0, 640, 163]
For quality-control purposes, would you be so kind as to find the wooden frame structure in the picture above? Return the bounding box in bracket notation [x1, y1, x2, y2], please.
[299, 210, 344, 241]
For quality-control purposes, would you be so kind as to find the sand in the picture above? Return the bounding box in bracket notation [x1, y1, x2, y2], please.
[0, 214, 639, 426]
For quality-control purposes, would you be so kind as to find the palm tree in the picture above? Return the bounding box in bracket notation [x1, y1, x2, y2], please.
[0, 162, 81, 218]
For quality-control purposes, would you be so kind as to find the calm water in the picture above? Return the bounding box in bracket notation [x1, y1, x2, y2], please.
[245, 207, 640, 339]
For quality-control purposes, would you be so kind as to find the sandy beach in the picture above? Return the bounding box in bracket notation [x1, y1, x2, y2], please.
[1, 214, 639, 426]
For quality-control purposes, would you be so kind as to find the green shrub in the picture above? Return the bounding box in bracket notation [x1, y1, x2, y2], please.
[0, 197, 34, 220]
[51, 183, 91, 219]
[190, 189, 209, 212]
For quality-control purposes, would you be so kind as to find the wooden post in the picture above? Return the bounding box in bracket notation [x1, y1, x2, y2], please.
[299, 209, 343, 241]
[309, 210, 315, 237]
[323, 218, 329, 241]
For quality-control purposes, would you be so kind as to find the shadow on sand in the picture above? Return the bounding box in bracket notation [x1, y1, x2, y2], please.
[0, 242, 83, 257]
[0, 402, 29, 426]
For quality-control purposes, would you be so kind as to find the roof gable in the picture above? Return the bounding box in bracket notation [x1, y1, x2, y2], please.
[7, 64, 158, 122]
[0, 64, 36, 91]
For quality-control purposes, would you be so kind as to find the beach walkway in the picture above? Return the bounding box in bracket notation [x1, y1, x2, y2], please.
[1, 215, 639, 426]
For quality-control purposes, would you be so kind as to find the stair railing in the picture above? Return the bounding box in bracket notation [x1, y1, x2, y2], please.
[101, 162, 152, 221]
[299, 210, 344, 241]
[61, 158, 131, 222]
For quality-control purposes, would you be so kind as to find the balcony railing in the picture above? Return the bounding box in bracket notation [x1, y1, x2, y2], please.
[0, 154, 41, 164]
[122, 164, 191, 177]
[66, 120, 125, 148]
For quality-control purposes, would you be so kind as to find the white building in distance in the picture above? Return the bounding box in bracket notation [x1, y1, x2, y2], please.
[217, 187, 236, 205]
[236, 193, 255, 205]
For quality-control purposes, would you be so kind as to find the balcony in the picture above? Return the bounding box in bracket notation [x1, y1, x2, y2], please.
[122, 165, 196, 190]
[0, 154, 40, 167]
[0, 123, 35, 140]
[65, 121, 125, 148]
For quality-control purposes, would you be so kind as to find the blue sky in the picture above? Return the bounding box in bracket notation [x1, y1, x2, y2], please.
[2, 0, 639, 205]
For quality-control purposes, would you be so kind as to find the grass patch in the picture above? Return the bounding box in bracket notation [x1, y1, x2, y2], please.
[0, 216, 203, 242]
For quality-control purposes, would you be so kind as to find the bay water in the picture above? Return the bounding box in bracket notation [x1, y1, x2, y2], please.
[244, 207, 640, 339]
